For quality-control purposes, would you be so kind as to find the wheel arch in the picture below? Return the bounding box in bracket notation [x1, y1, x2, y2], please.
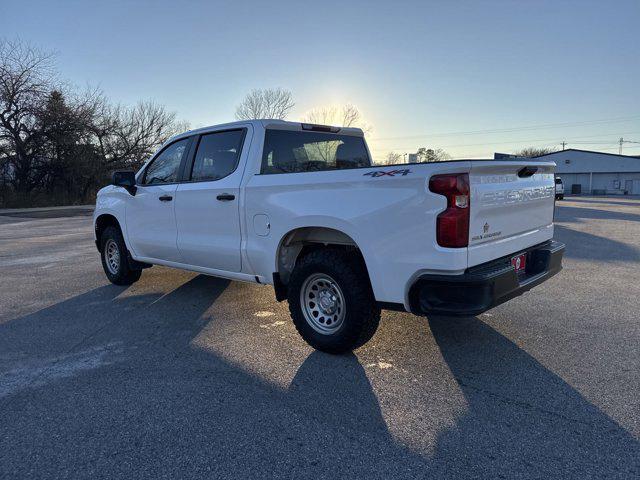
[94, 213, 123, 251]
[273, 225, 374, 300]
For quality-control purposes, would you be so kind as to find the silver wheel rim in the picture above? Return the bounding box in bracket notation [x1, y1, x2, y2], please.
[104, 239, 120, 275]
[300, 273, 346, 335]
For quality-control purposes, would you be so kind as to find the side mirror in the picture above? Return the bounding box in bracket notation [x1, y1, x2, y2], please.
[112, 170, 137, 195]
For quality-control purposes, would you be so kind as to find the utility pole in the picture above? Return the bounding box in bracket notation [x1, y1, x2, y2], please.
[618, 138, 640, 155]
[561, 141, 566, 150]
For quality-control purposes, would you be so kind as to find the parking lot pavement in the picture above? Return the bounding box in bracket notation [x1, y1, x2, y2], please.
[0, 197, 639, 479]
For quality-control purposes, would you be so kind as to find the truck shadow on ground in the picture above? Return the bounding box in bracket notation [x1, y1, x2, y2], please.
[553, 224, 640, 262]
[565, 197, 640, 208]
[1, 275, 639, 478]
[426, 315, 640, 477]
[555, 204, 640, 223]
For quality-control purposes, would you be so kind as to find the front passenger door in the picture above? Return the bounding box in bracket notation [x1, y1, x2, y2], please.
[126, 137, 191, 263]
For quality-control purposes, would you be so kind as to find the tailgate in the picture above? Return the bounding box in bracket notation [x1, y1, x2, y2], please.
[467, 160, 556, 267]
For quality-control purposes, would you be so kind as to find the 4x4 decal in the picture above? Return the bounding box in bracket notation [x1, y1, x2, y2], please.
[363, 169, 412, 178]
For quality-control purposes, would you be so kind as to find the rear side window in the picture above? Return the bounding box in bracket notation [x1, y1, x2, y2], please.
[142, 138, 190, 185]
[190, 129, 245, 181]
[261, 129, 371, 174]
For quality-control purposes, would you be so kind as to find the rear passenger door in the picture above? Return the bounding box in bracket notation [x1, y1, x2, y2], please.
[174, 128, 249, 272]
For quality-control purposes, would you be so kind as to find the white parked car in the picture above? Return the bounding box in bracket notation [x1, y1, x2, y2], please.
[555, 177, 564, 200]
[94, 120, 565, 353]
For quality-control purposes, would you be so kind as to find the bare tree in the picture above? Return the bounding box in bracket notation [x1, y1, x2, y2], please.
[383, 151, 404, 165]
[0, 39, 56, 195]
[416, 147, 451, 162]
[91, 99, 186, 170]
[235, 88, 294, 120]
[299, 104, 372, 163]
[301, 103, 370, 132]
[516, 146, 558, 158]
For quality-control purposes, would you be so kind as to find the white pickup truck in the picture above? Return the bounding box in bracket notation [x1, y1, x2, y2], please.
[94, 120, 564, 353]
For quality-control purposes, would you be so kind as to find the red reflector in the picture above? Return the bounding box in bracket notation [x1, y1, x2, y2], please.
[429, 173, 470, 248]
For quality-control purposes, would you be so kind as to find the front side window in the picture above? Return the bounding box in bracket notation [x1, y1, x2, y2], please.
[261, 130, 371, 174]
[190, 130, 245, 181]
[142, 138, 189, 185]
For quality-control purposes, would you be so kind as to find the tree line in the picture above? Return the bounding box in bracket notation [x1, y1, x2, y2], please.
[0, 40, 186, 208]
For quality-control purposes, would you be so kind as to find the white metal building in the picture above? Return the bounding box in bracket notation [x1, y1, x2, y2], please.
[535, 149, 640, 195]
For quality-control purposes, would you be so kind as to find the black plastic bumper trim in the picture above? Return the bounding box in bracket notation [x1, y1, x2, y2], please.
[408, 240, 565, 316]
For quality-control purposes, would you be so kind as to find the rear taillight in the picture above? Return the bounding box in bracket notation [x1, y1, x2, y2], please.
[429, 173, 470, 248]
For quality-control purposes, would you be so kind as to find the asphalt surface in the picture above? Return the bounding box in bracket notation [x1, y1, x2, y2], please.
[1, 197, 638, 479]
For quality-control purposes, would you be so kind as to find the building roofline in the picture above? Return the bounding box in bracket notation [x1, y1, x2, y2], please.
[534, 148, 640, 159]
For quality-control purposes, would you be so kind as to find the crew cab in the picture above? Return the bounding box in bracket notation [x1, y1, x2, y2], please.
[94, 120, 565, 353]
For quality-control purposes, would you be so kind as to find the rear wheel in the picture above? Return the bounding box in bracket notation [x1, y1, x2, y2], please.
[100, 225, 142, 285]
[287, 249, 380, 354]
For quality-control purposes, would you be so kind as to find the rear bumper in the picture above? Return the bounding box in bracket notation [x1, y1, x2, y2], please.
[408, 240, 565, 316]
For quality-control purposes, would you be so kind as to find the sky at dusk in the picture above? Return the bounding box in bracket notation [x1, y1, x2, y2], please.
[2, 0, 639, 160]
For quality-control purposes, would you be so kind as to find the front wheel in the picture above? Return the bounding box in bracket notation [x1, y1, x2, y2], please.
[100, 225, 142, 285]
[287, 249, 381, 354]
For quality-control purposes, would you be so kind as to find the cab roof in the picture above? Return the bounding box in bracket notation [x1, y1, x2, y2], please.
[168, 119, 364, 143]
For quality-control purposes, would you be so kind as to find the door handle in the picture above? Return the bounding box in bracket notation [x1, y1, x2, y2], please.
[158, 195, 173, 202]
[216, 193, 235, 201]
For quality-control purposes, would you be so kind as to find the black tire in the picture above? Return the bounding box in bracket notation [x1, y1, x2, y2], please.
[100, 225, 142, 285]
[287, 249, 381, 354]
